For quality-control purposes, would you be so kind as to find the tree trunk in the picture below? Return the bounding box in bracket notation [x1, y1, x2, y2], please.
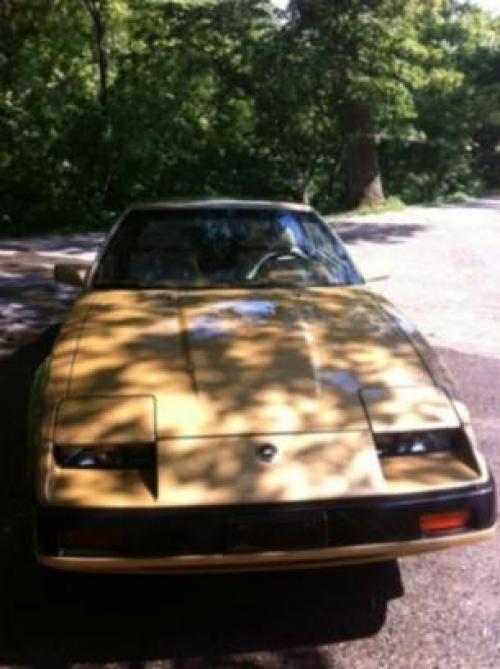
[342, 100, 385, 208]
[81, 0, 114, 206]
[82, 0, 108, 107]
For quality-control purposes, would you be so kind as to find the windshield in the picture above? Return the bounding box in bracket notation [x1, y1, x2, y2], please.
[93, 207, 363, 289]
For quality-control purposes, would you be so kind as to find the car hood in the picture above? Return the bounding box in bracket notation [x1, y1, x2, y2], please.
[42, 287, 472, 507]
[52, 286, 436, 439]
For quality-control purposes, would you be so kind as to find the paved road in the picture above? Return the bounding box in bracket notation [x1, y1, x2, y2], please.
[1, 200, 499, 668]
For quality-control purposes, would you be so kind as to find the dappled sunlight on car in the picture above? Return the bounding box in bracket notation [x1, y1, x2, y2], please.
[36, 284, 486, 509]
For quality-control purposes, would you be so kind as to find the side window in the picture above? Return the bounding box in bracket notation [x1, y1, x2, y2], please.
[304, 215, 341, 257]
[303, 214, 362, 284]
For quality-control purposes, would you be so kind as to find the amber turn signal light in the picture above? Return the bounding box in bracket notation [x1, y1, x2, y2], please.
[420, 510, 470, 535]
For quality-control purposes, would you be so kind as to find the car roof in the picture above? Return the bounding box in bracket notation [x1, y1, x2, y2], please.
[128, 199, 314, 213]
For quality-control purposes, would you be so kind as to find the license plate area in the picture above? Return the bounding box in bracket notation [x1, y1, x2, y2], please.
[225, 511, 328, 554]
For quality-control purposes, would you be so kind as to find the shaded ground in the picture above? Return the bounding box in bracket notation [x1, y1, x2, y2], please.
[335, 221, 427, 246]
[1, 198, 500, 667]
[0, 233, 101, 357]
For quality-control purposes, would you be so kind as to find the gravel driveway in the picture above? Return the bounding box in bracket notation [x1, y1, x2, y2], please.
[1, 199, 499, 668]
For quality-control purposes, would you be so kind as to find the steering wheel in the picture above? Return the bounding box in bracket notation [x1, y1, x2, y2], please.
[246, 246, 311, 281]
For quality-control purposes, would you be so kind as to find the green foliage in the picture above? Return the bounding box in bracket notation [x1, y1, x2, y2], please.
[328, 196, 405, 220]
[382, 1, 500, 203]
[1, 0, 499, 233]
[443, 190, 471, 204]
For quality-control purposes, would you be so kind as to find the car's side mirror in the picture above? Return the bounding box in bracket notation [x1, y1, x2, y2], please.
[365, 273, 390, 283]
[54, 262, 89, 287]
[357, 260, 391, 284]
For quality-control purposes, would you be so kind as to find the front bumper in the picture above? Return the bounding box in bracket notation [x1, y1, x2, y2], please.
[36, 476, 496, 573]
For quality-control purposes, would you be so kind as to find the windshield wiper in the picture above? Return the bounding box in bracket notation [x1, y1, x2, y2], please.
[94, 281, 153, 289]
[93, 279, 351, 291]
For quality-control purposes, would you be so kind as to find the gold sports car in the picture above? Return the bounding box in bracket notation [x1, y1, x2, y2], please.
[30, 200, 496, 573]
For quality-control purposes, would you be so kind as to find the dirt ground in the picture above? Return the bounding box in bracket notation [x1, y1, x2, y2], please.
[1, 199, 499, 668]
